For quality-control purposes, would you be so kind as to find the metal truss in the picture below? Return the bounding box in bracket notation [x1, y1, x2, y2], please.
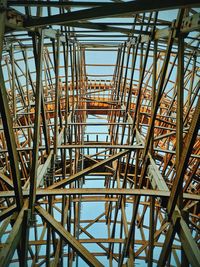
[0, 1, 200, 266]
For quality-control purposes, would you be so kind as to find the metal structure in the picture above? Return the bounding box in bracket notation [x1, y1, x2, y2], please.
[0, 1, 200, 266]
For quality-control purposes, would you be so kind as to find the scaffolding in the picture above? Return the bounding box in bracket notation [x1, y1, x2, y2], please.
[0, 1, 200, 266]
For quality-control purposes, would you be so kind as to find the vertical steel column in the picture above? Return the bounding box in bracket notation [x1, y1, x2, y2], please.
[177, 33, 189, 267]
[28, 30, 44, 215]
[147, 39, 157, 267]
[11, 44, 16, 119]
[119, 16, 179, 266]
[148, 197, 155, 267]
[53, 31, 60, 159]
[32, 33, 50, 154]
[150, 40, 157, 154]
[0, 0, 23, 211]
[46, 31, 61, 267]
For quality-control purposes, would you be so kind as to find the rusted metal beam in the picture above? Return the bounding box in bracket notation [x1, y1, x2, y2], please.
[35, 205, 103, 267]
[28, 30, 45, 216]
[24, 0, 200, 28]
[167, 95, 200, 219]
[0, 188, 200, 201]
[48, 149, 129, 189]
[0, 201, 28, 267]
[0, 0, 23, 211]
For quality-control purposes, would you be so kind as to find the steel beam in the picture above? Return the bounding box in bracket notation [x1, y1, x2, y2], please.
[28, 30, 44, 216]
[0, 188, 200, 201]
[0, 0, 23, 211]
[35, 205, 103, 267]
[48, 149, 129, 189]
[0, 1, 199, 266]
[167, 95, 200, 219]
[24, 1, 200, 28]
[0, 201, 28, 267]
